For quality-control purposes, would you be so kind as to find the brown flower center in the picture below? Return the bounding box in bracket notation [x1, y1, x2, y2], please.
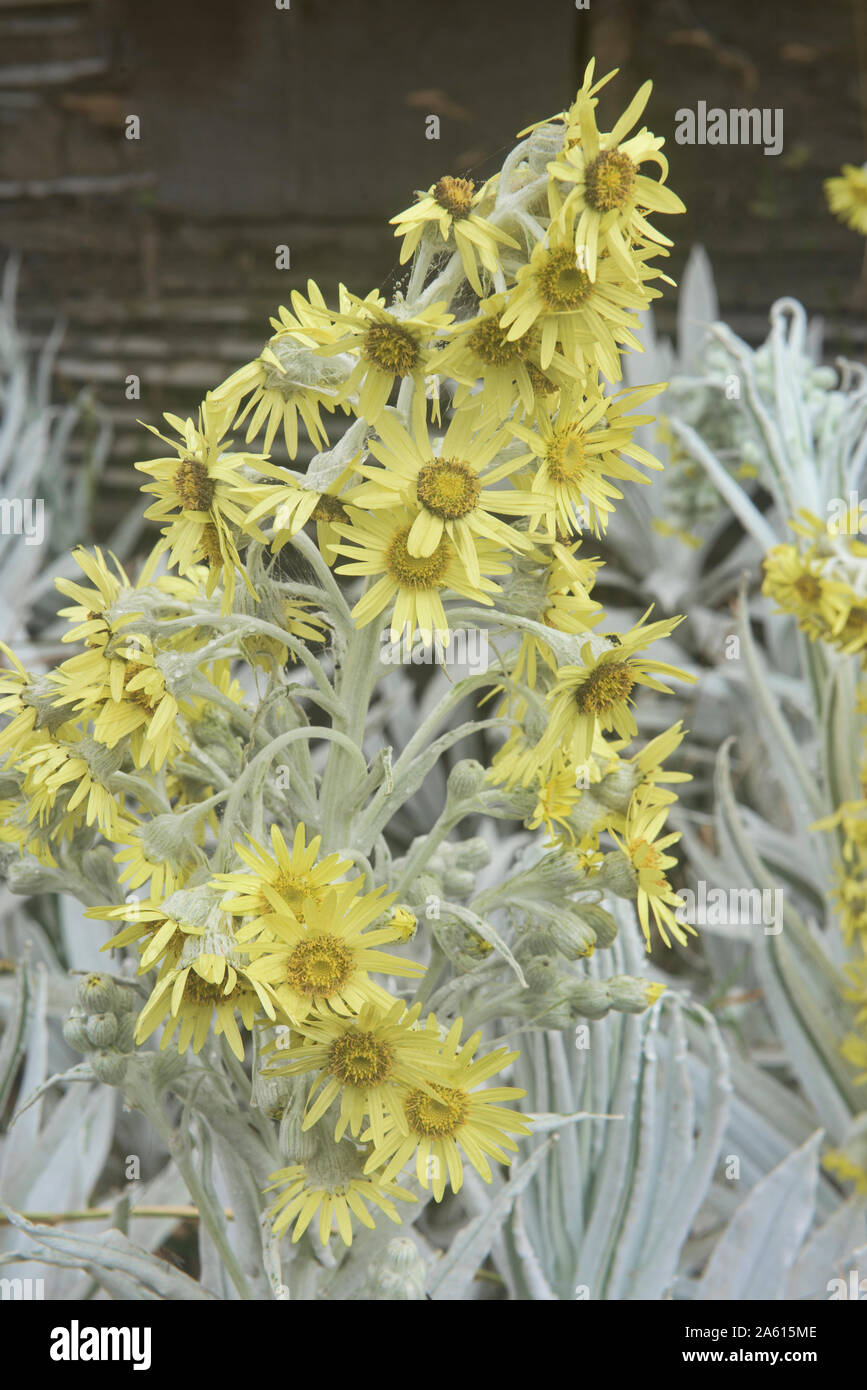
[384, 524, 452, 588]
[536, 248, 593, 310]
[174, 459, 216, 511]
[328, 1030, 394, 1086]
[575, 660, 635, 714]
[362, 321, 420, 377]
[405, 1082, 470, 1138]
[433, 175, 475, 218]
[416, 457, 481, 520]
[284, 933, 354, 997]
[584, 149, 637, 212]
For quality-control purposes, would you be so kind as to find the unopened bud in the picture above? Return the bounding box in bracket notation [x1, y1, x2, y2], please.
[86, 1012, 118, 1047]
[78, 972, 122, 1015]
[89, 1048, 128, 1085]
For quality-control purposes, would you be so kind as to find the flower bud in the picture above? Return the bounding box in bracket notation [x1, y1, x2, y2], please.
[593, 762, 640, 813]
[78, 972, 122, 1015]
[573, 903, 619, 949]
[365, 1239, 427, 1300]
[86, 1012, 118, 1048]
[114, 1012, 138, 1053]
[6, 858, 62, 895]
[62, 1009, 90, 1053]
[446, 759, 487, 803]
[403, 873, 441, 909]
[441, 867, 475, 899]
[453, 836, 491, 871]
[596, 851, 639, 900]
[548, 915, 597, 960]
[89, 1048, 128, 1085]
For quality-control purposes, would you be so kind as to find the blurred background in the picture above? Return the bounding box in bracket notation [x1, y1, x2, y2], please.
[0, 0, 864, 536]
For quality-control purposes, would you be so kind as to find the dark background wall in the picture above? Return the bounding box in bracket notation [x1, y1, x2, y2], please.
[0, 0, 865, 527]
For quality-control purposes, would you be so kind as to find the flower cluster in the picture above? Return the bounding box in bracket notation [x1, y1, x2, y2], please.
[0, 62, 693, 1249]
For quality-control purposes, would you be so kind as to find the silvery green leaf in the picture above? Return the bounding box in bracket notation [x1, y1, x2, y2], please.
[786, 1197, 867, 1300]
[677, 244, 718, 370]
[0, 1207, 215, 1299]
[695, 1131, 823, 1300]
[426, 1138, 554, 1300]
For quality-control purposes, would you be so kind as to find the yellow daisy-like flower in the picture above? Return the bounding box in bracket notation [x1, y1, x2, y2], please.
[825, 163, 867, 237]
[610, 787, 695, 950]
[363, 1017, 530, 1201]
[88, 899, 191, 973]
[526, 761, 584, 843]
[536, 612, 695, 768]
[212, 282, 355, 458]
[312, 294, 453, 435]
[14, 731, 123, 836]
[54, 546, 150, 649]
[436, 292, 579, 419]
[547, 79, 685, 281]
[346, 406, 539, 586]
[498, 210, 663, 378]
[243, 880, 421, 1024]
[508, 382, 665, 536]
[761, 543, 851, 642]
[49, 632, 185, 773]
[267, 1000, 446, 1148]
[506, 541, 604, 690]
[111, 813, 205, 900]
[242, 462, 359, 566]
[214, 822, 354, 935]
[135, 947, 275, 1060]
[0, 642, 73, 758]
[389, 174, 519, 294]
[135, 395, 286, 612]
[330, 503, 511, 643]
[265, 1150, 415, 1247]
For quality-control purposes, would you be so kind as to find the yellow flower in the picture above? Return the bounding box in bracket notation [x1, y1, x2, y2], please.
[135, 395, 286, 612]
[547, 77, 685, 281]
[526, 761, 583, 842]
[330, 503, 511, 644]
[536, 612, 695, 767]
[761, 543, 850, 641]
[0, 643, 73, 758]
[313, 294, 453, 435]
[363, 1017, 530, 1200]
[88, 900, 191, 973]
[825, 163, 867, 236]
[14, 731, 123, 836]
[48, 632, 185, 773]
[390, 175, 519, 294]
[508, 382, 665, 536]
[267, 1000, 446, 1148]
[243, 880, 421, 1025]
[242, 463, 359, 565]
[498, 209, 663, 378]
[212, 282, 353, 457]
[214, 822, 354, 933]
[112, 813, 205, 899]
[265, 1150, 415, 1246]
[610, 787, 695, 950]
[135, 947, 275, 1060]
[346, 406, 540, 585]
[436, 292, 578, 418]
